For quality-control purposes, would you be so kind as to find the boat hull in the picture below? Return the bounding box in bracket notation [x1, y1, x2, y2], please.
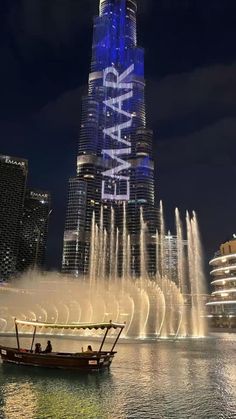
[0, 346, 115, 372]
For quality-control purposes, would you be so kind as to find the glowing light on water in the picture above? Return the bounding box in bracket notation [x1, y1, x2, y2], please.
[0, 203, 207, 339]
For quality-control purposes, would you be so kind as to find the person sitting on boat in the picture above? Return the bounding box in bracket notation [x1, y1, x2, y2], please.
[86, 345, 93, 352]
[44, 340, 52, 354]
[35, 343, 42, 354]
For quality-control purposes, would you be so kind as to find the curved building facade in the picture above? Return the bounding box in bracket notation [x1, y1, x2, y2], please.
[206, 237, 236, 327]
[62, 0, 157, 276]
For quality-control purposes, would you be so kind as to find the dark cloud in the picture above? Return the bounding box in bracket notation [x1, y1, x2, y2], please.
[149, 63, 236, 124]
[36, 85, 85, 131]
[34, 62, 236, 155]
[157, 117, 236, 169]
[0, 0, 97, 120]
[7, 0, 97, 49]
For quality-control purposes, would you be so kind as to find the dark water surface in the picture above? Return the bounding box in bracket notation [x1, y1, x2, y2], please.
[0, 334, 236, 418]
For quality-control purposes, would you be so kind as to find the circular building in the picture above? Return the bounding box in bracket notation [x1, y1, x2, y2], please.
[207, 237, 236, 328]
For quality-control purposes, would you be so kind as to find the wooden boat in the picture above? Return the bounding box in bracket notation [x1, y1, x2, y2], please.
[0, 319, 125, 372]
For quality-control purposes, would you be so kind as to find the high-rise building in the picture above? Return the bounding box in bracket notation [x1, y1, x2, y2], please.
[0, 155, 28, 280]
[62, 0, 157, 276]
[163, 232, 188, 284]
[206, 236, 236, 328]
[17, 189, 51, 272]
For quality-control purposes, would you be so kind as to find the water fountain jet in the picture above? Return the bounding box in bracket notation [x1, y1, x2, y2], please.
[0, 204, 207, 339]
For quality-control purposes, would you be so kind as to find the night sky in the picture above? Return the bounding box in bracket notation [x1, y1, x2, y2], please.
[0, 0, 235, 277]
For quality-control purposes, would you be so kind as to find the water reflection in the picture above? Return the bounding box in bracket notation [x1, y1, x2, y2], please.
[2, 381, 37, 419]
[1, 364, 117, 419]
[1, 336, 236, 418]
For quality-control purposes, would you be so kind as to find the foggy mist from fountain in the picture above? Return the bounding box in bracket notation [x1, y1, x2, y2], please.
[0, 202, 207, 339]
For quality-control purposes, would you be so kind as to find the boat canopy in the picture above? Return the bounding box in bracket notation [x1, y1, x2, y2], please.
[15, 319, 125, 331]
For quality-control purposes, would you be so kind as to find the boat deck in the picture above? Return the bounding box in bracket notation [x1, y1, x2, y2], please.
[0, 346, 116, 371]
[0, 320, 125, 372]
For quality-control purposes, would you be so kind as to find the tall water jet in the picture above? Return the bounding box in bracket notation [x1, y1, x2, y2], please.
[139, 208, 149, 337]
[114, 228, 119, 283]
[89, 212, 96, 289]
[159, 201, 166, 278]
[175, 209, 184, 292]
[127, 235, 131, 280]
[186, 211, 196, 335]
[0, 206, 206, 339]
[101, 229, 107, 279]
[122, 203, 128, 288]
[140, 207, 148, 280]
[155, 229, 159, 278]
[109, 207, 115, 281]
[175, 208, 187, 336]
[191, 212, 206, 336]
[97, 205, 104, 280]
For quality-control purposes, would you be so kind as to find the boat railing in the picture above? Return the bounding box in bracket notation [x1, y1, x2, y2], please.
[12, 319, 125, 356]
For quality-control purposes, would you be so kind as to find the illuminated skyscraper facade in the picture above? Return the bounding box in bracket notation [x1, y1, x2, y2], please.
[17, 189, 51, 272]
[163, 233, 188, 285]
[0, 155, 28, 280]
[62, 0, 157, 276]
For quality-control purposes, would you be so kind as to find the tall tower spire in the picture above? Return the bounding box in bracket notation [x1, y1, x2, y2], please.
[62, 0, 156, 276]
[99, 0, 137, 45]
[99, 0, 137, 16]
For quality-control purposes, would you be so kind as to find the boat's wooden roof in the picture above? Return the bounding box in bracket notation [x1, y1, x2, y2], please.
[15, 319, 125, 330]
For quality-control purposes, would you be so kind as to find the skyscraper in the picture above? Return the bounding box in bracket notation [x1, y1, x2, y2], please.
[17, 189, 51, 272]
[163, 233, 188, 285]
[62, 0, 157, 276]
[0, 155, 28, 280]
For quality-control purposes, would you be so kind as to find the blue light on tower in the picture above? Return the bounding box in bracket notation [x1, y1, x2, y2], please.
[62, 0, 157, 275]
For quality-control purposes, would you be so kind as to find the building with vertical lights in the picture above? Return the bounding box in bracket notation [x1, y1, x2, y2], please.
[163, 232, 188, 284]
[17, 189, 51, 272]
[0, 155, 28, 280]
[206, 236, 236, 328]
[62, 0, 157, 276]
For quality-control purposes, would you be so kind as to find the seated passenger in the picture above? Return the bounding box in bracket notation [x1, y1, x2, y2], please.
[44, 340, 52, 353]
[86, 345, 93, 353]
[35, 343, 42, 354]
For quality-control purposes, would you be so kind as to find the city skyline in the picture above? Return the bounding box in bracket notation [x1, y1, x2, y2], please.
[0, 0, 235, 272]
